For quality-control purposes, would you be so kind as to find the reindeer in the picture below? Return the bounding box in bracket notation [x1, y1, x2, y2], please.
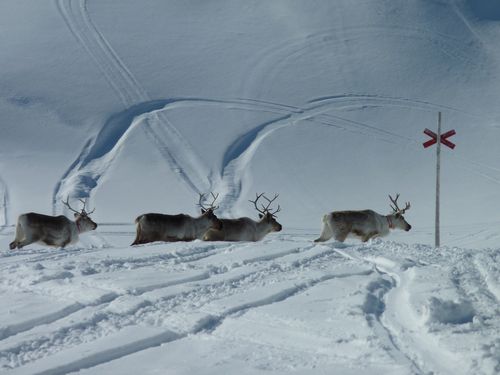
[314, 194, 411, 243]
[203, 193, 282, 241]
[9, 198, 98, 249]
[132, 193, 222, 245]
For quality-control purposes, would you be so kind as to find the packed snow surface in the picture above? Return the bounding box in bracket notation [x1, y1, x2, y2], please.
[1, 0, 500, 373]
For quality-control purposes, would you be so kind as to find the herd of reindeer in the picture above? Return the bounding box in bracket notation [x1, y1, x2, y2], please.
[8, 192, 412, 250]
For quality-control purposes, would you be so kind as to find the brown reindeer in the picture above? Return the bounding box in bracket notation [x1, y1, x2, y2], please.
[203, 193, 282, 241]
[9, 198, 98, 249]
[132, 193, 222, 245]
[314, 194, 411, 243]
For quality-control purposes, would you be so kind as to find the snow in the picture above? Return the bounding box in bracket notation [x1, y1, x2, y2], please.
[1, 0, 500, 373]
[1, 236, 499, 374]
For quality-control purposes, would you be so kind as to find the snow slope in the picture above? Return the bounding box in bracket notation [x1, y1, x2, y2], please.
[1, 0, 500, 373]
[1, 0, 500, 244]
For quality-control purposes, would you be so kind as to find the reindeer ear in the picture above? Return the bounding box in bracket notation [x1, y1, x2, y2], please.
[201, 209, 206, 214]
[74, 212, 79, 218]
[259, 213, 263, 219]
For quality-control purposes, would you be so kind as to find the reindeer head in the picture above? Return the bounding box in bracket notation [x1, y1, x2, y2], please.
[62, 197, 98, 231]
[249, 193, 283, 232]
[389, 194, 411, 231]
[198, 192, 223, 230]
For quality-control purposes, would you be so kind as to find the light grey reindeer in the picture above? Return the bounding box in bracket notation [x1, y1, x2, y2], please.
[314, 194, 411, 243]
[9, 198, 98, 249]
[203, 193, 282, 242]
[132, 193, 222, 245]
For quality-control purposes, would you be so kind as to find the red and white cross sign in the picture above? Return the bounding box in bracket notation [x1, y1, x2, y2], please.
[423, 128, 456, 149]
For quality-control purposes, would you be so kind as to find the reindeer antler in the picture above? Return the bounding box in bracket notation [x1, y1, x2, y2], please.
[62, 197, 95, 215]
[249, 193, 281, 217]
[198, 192, 219, 211]
[78, 198, 95, 215]
[62, 197, 80, 214]
[389, 194, 410, 215]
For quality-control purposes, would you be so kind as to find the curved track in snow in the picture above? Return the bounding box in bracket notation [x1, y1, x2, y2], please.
[242, 23, 485, 99]
[53, 0, 209, 212]
[214, 93, 499, 211]
[48, 89, 500, 217]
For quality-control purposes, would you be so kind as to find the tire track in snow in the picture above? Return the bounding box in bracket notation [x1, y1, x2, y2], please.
[53, 0, 208, 211]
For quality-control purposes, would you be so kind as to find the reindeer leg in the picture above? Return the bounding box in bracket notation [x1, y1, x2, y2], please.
[60, 238, 71, 248]
[331, 222, 349, 243]
[333, 223, 349, 243]
[132, 237, 150, 246]
[362, 231, 379, 243]
[314, 215, 333, 242]
[13, 226, 39, 249]
[334, 231, 348, 243]
[9, 221, 24, 249]
[131, 226, 144, 246]
[204, 229, 224, 241]
[16, 236, 38, 249]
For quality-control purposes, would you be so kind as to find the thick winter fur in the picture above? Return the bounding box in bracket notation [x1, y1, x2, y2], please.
[314, 210, 411, 243]
[132, 210, 222, 245]
[203, 213, 282, 242]
[9, 212, 98, 249]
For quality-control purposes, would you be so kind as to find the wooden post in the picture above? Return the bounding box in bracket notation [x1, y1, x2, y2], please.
[435, 112, 441, 248]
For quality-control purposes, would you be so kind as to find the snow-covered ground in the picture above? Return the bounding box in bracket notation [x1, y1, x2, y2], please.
[0, 232, 499, 374]
[1, 0, 500, 373]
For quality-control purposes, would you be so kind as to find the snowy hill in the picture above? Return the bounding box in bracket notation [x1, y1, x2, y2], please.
[1, 0, 500, 373]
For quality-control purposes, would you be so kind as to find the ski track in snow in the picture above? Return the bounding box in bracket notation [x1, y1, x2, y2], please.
[49, 91, 496, 217]
[53, 0, 209, 212]
[242, 22, 484, 100]
[332, 247, 424, 374]
[214, 94, 499, 211]
[335, 243, 500, 375]
[0, 240, 372, 373]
